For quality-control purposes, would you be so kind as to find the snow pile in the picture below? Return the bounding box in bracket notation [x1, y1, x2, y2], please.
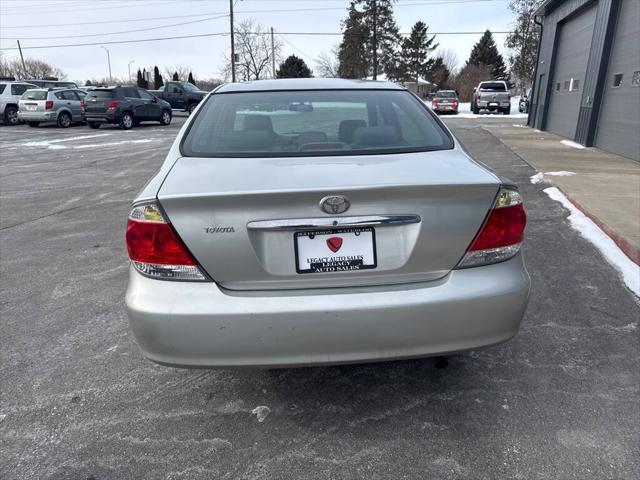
[560, 139, 586, 149]
[251, 406, 271, 422]
[543, 187, 639, 296]
[530, 171, 576, 184]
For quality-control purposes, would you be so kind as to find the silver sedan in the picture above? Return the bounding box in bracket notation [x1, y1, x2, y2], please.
[125, 78, 530, 367]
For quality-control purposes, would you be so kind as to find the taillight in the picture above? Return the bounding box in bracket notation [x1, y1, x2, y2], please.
[456, 187, 526, 268]
[107, 100, 119, 109]
[45, 100, 54, 110]
[80, 100, 85, 109]
[126, 201, 206, 281]
[475, 95, 480, 101]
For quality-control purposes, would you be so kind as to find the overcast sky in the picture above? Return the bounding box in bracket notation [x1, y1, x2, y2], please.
[0, 0, 514, 83]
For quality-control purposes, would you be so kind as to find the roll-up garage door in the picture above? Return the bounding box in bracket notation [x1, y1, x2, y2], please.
[546, 5, 597, 140]
[595, 0, 640, 161]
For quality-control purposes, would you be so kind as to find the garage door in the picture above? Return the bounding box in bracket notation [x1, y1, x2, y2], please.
[595, 0, 640, 161]
[545, 5, 597, 139]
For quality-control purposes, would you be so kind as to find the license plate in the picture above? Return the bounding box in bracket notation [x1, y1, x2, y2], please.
[294, 227, 377, 274]
[25, 104, 37, 111]
[489, 102, 498, 107]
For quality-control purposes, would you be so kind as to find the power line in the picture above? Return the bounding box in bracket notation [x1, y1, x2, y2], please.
[0, 0, 184, 16]
[0, 30, 514, 52]
[0, 0, 506, 28]
[0, 15, 228, 40]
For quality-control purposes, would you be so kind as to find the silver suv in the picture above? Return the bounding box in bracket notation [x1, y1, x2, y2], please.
[18, 88, 87, 128]
[0, 79, 37, 125]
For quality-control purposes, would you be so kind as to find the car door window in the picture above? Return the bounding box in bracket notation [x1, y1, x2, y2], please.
[122, 87, 140, 99]
[62, 90, 79, 101]
[76, 90, 87, 100]
[54, 92, 65, 100]
[169, 85, 182, 94]
[138, 89, 154, 101]
[11, 84, 31, 96]
[0, 84, 6, 94]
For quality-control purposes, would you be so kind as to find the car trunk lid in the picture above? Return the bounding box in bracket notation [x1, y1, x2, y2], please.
[157, 150, 500, 290]
[85, 90, 114, 114]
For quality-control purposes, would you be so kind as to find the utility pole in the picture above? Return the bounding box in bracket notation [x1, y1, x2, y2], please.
[128, 60, 135, 83]
[270, 27, 276, 78]
[229, 0, 236, 82]
[101, 46, 112, 83]
[16, 40, 27, 79]
[372, 0, 378, 80]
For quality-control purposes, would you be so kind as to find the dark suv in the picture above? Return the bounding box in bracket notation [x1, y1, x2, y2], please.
[83, 86, 172, 129]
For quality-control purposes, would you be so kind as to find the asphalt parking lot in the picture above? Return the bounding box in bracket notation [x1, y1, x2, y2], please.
[1, 115, 638, 480]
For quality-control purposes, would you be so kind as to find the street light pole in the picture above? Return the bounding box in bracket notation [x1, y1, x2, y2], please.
[229, 0, 236, 82]
[128, 60, 135, 83]
[101, 46, 112, 83]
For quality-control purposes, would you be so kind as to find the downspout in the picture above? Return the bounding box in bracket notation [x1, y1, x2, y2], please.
[528, 14, 544, 127]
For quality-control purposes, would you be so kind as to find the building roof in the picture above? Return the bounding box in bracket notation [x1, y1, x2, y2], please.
[534, 0, 561, 16]
[216, 78, 404, 93]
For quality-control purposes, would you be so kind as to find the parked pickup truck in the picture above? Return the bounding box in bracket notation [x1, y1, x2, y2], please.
[471, 80, 511, 115]
[149, 81, 207, 114]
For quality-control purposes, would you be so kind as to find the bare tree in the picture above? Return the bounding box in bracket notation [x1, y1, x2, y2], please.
[0, 55, 66, 80]
[450, 63, 492, 101]
[315, 46, 340, 78]
[436, 48, 459, 75]
[221, 19, 283, 81]
[163, 64, 190, 82]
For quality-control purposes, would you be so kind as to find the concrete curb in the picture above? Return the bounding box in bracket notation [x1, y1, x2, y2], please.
[565, 193, 640, 266]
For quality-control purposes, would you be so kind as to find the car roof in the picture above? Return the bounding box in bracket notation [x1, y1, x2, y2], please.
[216, 78, 405, 93]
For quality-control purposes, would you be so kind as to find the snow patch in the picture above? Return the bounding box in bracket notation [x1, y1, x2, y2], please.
[530, 171, 576, 184]
[251, 405, 271, 422]
[73, 139, 153, 149]
[22, 133, 112, 147]
[543, 187, 639, 296]
[545, 171, 576, 177]
[530, 173, 545, 184]
[560, 139, 586, 149]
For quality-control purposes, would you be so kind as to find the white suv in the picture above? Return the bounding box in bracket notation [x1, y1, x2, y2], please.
[0, 78, 37, 125]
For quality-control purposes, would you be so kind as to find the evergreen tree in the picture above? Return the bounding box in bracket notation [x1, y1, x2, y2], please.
[398, 21, 438, 83]
[153, 66, 164, 89]
[136, 69, 144, 88]
[85, 79, 93, 86]
[276, 55, 313, 78]
[427, 57, 450, 88]
[505, 0, 541, 89]
[467, 30, 508, 80]
[355, 0, 401, 79]
[140, 68, 149, 89]
[338, 3, 369, 79]
[187, 71, 196, 85]
[172, 71, 179, 81]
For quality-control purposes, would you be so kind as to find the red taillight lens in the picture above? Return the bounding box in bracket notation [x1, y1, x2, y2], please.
[457, 187, 526, 268]
[126, 220, 196, 265]
[125, 202, 206, 281]
[80, 100, 85, 109]
[468, 204, 526, 251]
[45, 100, 54, 110]
[107, 100, 119, 109]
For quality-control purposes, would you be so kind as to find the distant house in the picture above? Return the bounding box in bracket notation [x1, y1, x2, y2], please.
[529, 0, 640, 161]
[365, 74, 433, 99]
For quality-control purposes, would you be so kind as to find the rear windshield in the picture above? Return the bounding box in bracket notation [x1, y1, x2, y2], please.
[479, 82, 507, 92]
[182, 89, 452, 157]
[21, 90, 47, 100]
[436, 91, 456, 98]
[86, 90, 114, 99]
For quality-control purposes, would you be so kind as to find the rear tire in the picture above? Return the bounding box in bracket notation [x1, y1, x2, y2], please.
[27, 121, 40, 127]
[88, 122, 101, 129]
[472, 105, 479, 115]
[57, 112, 72, 128]
[502, 106, 511, 115]
[160, 110, 172, 125]
[187, 103, 197, 115]
[119, 112, 134, 130]
[4, 105, 19, 125]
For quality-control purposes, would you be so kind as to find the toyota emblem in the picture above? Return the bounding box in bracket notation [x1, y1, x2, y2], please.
[320, 195, 350, 215]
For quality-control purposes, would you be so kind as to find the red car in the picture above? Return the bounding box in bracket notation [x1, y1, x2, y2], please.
[431, 90, 459, 114]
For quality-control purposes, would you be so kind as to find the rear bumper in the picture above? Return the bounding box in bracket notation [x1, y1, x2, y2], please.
[433, 104, 458, 112]
[126, 254, 530, 367]
[477, 101, 511, 110]
[85, 113, 116, 124]
[18, 111, 57, 122]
